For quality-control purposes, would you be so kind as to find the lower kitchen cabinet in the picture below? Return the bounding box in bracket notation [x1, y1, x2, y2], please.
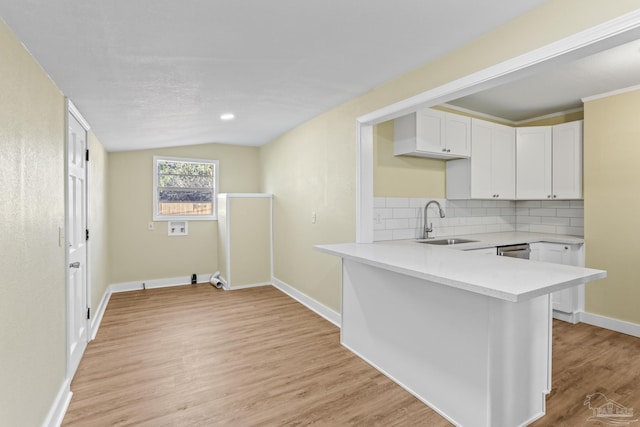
[530, 242, 584, 322]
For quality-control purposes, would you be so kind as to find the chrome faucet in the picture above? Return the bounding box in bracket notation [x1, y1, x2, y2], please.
[424, 200, 446, 239]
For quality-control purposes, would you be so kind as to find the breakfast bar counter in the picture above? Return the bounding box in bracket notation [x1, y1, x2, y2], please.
[315, 239, 605, 427]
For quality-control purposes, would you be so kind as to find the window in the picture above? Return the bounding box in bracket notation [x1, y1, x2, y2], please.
[153, 156, 219, 221]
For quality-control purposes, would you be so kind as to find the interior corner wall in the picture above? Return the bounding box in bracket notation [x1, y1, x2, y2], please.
[107, 143, 261, 285]
[88, 132, 109, 310]
[258, 0, 640, 315]
[0, 18, 67, 426]
[584, 88, 640, 324]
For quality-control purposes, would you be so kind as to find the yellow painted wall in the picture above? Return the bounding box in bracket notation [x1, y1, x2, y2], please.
[88, 132, 110, 311]
[108, 143, 261, 284]
[0, 18, 67, 426]
[584, 88, 640, 323]
[260, 0, 640, 313]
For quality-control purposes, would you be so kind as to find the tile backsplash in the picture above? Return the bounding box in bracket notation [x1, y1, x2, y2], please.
[373, 197, 584, 241]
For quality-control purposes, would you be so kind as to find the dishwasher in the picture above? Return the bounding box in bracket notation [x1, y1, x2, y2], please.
[497, 243, 530, 259]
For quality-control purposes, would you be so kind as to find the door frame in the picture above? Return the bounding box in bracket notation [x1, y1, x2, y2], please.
[355, 10, 640, 243]
[65, 98, 91, 380]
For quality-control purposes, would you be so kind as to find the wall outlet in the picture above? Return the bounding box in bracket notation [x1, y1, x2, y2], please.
[148, 222, 154, 230]
[311, 211, 317, 224]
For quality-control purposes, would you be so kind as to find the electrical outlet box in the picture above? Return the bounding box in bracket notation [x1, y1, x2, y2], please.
[168, 221, 188, 236]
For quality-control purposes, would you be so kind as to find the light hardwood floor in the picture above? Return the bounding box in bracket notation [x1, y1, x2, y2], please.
[63, 284, 640, 426]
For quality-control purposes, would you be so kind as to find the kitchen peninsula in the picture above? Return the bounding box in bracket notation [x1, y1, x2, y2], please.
[316, 237, 605, 427]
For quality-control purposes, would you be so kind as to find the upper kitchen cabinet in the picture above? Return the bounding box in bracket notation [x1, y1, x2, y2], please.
[446, 118, 515, 200]
[516, 121, 583, 200]
[394, 108, 471, 159]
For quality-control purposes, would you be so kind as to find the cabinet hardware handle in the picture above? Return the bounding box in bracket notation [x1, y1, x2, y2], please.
[547, 195, 551, 198]
[447, 149, 451, 152]
[442, 148, 446, 152]
[553, 195, 557, 199]
[69, 262, 80, 268]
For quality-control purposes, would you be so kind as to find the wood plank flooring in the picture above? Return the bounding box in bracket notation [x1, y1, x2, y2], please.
[63, 284, 640, 426]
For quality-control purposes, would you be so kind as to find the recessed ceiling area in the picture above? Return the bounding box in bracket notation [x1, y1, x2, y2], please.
[446, 37, 640, 122]
[0, 0, 549, 151]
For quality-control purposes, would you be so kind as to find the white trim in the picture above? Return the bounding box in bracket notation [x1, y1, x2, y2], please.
[581, 82, 640, 103]
[355, 10, 640, 243]
[271, 277, 341, 327]
[552, 310, 580, 324]
[90, 287, 112, 340]
[514, 107, 584, 125]
[41, 379, 72, 427]
[223, 281, 271, 291]
[109, 273, 213, 293]
[67, 99, 90, 131]
[580, 311, 640, 339]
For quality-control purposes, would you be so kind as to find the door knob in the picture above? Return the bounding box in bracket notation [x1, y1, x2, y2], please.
[69, 262, 80, 268]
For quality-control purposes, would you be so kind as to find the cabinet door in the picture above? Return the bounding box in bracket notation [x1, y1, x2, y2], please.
[531, 242, 581, 314]
[445, 113, 471, 157]
[491, 123, 516, 199]
[415, 108, 445, 153]
[552, 121, 583, 199]
[469, 119, 493, 198]
[516, 126, 552, 199]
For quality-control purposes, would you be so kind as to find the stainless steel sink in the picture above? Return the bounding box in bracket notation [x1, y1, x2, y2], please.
[417, 238, 478, 245]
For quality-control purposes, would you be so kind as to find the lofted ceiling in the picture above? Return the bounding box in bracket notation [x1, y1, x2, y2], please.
[0, 0, 549, 151]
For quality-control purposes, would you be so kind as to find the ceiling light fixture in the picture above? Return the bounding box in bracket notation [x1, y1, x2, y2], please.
[220, 113, 235, 121]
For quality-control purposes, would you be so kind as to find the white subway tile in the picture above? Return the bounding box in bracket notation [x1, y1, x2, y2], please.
[453, 226, 472, 235]
[501, 208, 516, 216]
[467, 200, 484, 208]
[500, 224, 516, 232]
[447, 200, 468, 208]
[409, 198, 428, 208]
[471, 208, 487, 217]
[392, 229, 418, 240]
[453, 207, 471, 217]
[557, 226, 584, 237]
[376, 208, 393, 219]
[386, 218, 409, 230]
[374, 220, 386, 230]
[516, 208, 530, 216]
[557, 208, 584, 218]
[518, 201, 542, 208]
[482, 216, 498, 225]
[541, 217, 571, 226]
[481, 200, 497, 208]
[386, 198, 410, 208]
[571, 200, 584, 208]
[486, 208, 501, 216]
[495, 200, 514, 208]
[486, 224, 502, 233]
[374, 230, 393, 241]
[529, 208, 557, 217]
[571, 218, 584, 227]
[541, 200, 572, 208]
[373, 197, 386, 208]
[518, 216, 541, 224]
[516, 224, 531, 232]
[468, 217, 484, 226]
[529, 224, 557, 234]
[393, 208, 417, 219]
[470, 225, 487, 234]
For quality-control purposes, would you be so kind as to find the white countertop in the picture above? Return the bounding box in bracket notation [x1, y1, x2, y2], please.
[315, 232, 605, 302]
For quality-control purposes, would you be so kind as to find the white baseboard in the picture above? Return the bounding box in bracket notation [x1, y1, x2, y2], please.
[224, 281, 271, 291]
[580, 311, 640, 338]
[553, 310, 579, 324]
[271, 277, 341, 327]
[109, 273, 213, 293]
[90, 288, 111, 340]
[41, 379, 72, 427]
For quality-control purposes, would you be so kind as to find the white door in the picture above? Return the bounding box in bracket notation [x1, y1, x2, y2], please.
[491, 122, 516, 199]
[416, 108, 445, 153]
[444, 112, 471, 157]
[469, 119, 493, 198]
[67, 103, 89, 377]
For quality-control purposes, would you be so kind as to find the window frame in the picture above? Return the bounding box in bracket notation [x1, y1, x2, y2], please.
[153, 155, 219, 221]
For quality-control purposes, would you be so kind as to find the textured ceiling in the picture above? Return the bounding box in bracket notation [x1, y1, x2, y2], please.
[0, 0, 548, 151]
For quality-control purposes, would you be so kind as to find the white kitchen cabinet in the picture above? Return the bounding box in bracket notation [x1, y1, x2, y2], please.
[552, 121, 583, 199]
[516, 121, 583, 200]
[446, 118, 515, 199]
[394, 108, 471, 159]
[530, 242, 584, 322]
